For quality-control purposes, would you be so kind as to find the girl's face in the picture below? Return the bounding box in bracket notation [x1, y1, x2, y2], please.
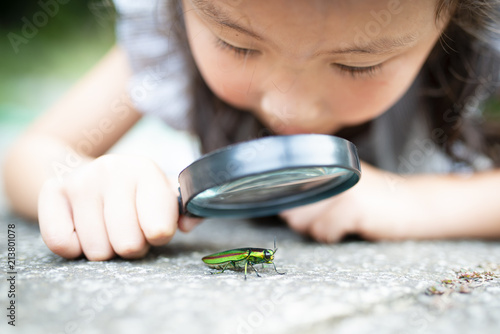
[183, 0, 448, 135]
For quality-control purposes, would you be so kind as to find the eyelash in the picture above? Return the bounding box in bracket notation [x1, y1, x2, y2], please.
[333, 63, 383, 78]
[214, 38, 383, 78]
[214, 38, 256, 58]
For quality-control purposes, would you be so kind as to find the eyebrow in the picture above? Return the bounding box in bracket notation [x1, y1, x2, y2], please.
[191, 0, 418, 55]
[316, 34, 419, 56]
[191, 0, 263, 40]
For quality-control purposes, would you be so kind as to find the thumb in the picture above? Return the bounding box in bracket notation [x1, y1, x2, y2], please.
[178, 216, 203, 232]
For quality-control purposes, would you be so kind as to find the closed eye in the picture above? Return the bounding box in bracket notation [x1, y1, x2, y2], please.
[214, 38, 258, 58]
[332, 63, 383, 78]
[214, 36, 382, 78]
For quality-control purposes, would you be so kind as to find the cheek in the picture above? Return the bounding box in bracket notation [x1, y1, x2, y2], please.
[332, 58, 422, 126]
[202, 62, 258, 110]
[188, 34, 258, 110]
[334, 34, 439, 126]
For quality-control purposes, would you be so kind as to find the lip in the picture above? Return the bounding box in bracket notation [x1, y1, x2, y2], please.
[278, 125, 338, 135]
[276, 126, 313, 135]
[273, 121, 343, 136]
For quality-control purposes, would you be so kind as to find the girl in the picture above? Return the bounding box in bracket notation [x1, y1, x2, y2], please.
[3, 0, 500, 261]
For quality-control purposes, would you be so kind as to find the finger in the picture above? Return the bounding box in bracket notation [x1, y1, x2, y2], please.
[38, 179, 82, 259]
[136, 165, 178, 246]
[280, 210, 309, 234]
[308, 218, 343, 243]
[309, 209, 358, 243]
[68, 185, 115, 261]
[103, 180, 149, 259]
[178, 216, 203, 232]
[280, 200, 332, 234]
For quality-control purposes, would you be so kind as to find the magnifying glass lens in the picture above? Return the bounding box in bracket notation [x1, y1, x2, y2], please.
[179, 134, 361, 218]
[190, 167, 351, 210]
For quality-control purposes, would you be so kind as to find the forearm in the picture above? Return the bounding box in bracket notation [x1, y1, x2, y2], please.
[399, 170, 500, 239]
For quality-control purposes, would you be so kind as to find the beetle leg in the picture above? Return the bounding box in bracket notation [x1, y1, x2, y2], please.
[248, 262, 261, 278]
[243, 249, 253, 280]
[212, 261, 231, 275]
[221, 261, 231, 273]
[273, 262, 286, 275]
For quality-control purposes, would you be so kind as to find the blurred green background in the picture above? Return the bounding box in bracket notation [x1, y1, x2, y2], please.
[0, 0, 115, 126]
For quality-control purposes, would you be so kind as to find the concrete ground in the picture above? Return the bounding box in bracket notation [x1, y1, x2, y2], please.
[1, 119, 500, 334]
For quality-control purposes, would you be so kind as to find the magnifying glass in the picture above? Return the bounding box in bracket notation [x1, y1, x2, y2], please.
[178, 134, 360, 218]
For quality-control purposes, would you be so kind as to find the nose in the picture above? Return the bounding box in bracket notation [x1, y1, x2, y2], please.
[260, 91, 327, 134]
[259, 67, 328, 133]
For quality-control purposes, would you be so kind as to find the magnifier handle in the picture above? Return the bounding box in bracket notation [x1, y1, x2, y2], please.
[177, 194, 184, 216]
[177, 190, 199, 218]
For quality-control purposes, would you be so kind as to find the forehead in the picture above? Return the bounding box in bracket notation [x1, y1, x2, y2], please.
[190, 0, 438, 49]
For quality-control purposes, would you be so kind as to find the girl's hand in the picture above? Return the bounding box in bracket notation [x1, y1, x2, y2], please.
[280, 162, 427, 242]
[38, 154, 199, 260]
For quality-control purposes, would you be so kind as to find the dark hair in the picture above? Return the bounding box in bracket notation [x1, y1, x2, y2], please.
[168, 0, 500, 166]
[426, 0, 500, 166]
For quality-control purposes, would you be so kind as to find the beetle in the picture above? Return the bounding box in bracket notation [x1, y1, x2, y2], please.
[202, 239, 285, 280]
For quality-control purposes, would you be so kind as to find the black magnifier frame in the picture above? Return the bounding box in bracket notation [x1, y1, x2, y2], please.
[178, 134, 361, 218]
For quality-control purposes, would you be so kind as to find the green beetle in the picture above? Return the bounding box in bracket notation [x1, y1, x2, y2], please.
[202, 239, 285, 280]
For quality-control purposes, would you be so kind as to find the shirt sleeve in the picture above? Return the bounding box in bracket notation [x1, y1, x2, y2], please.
[113, 0, 192, 131]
